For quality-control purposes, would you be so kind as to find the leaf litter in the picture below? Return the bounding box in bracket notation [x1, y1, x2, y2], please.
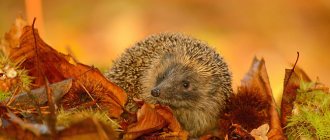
[0, 17, 329, 140]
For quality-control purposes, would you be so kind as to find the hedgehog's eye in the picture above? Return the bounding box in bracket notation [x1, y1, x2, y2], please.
[182, 80, 189, 88]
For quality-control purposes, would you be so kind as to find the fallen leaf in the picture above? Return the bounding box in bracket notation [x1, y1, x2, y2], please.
[124, 103, 166, 140]
[123, 103, 188, 140]
[280, 67, 310, 128]
[155, 105, 188, 139]
[154, 105, 180, 132]
[0, 121, 40, 140]
[0, 16, 27, 56]
[58, 118, 118, 140]
[241, 57, 285, 140]
[6, 111, 49, 136]
[5, 22, 127, 118]
[1, 115, 118, 140]
[250, 124, 269, 140]
[5, 79, 72, 109]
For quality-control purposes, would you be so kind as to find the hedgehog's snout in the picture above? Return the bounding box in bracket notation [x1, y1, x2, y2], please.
[151, 88, 161, 97]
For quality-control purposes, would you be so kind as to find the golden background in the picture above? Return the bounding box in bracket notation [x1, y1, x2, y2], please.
[1, 0, 330, 103]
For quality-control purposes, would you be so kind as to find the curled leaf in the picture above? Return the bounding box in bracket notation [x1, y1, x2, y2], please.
[124, 103, 188, 140]
[6, 79, 72, 109]
[124, 103, 166, 140]
[250, 124, 269, 140]
[6, 25, 127, 118]
[280, 67, 310, 128]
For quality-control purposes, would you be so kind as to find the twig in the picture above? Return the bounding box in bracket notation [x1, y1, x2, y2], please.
[26, 17, 44, 123]
[45, 77, 57, 139]
[10, 106, 51, 115]
[32, 18, 57, 139]
[283, 52, 300, 93]
[32, 18, 44, 81]
[6, 86, 21, 106]
[7, 110, 42, 136]
[66, 46, 80, 64]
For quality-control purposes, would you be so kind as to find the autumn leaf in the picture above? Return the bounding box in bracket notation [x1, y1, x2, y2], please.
[250, 124, 269, 140]
[1, 113, 118, 140]
[154, 105, 183, 133]
[241, 57, 285, 140]
[123, 103, 188, 140]
[58, 118, 118, 140]
[280, 67, 310, 128]
[0, 16, 27, 56]
[124, 103, 166, 140]
[5, 79, 72, 109]
[4, 21, 127, 118]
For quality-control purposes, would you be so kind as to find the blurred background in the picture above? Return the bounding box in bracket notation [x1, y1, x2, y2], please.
[1, 0, 330, 104]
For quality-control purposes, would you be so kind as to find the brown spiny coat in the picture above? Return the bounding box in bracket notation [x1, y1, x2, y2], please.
[106, 33, 233, 137]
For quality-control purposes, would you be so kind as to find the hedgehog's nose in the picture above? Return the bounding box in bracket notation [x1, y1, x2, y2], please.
[151, 88, 160, 97]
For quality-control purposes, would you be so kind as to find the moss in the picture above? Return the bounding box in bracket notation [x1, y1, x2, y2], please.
[285, 81, 330, 140]
[0, 90, 10, 101]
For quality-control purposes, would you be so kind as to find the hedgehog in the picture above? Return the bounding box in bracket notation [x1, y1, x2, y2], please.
[106, 33, 233, 137]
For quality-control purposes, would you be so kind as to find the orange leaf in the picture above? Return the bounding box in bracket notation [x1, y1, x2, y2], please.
[155, 105, 181, 132]
[7, 25, 126, 118]
[124, 103, 188, 140]
[124, 103, 166, 140]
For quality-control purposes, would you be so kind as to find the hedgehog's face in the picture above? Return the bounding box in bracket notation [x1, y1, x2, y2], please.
[152, 64, 200, 106]
[143, 60, 213, 108]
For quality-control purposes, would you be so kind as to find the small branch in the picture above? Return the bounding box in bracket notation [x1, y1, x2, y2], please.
[283, 52, 300, 94]
[7, 110, 42, 136]
[66, 46, 80, 64]
[32, 18, 44, 81]
[6, 86, 21, 106]
[45, 77, 57, 139]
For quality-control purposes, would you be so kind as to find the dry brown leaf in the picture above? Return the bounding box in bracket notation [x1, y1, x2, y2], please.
[154, 105, 181, 132]
[124, 103, 188, 140]
[1, 116, 118, 140]
[5, 24, 127, 118]
[280, 67, 310, 128]
[58, 118, 118, 140]
[250, 124, 269, 140]
[7, 79, 72, 109]
[0, 16, 27, 56]
[155, 105, 188, 139]
[241, 57, 285, 140]
[124, 103, 166, 140]
[0, 121, 40, 140]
